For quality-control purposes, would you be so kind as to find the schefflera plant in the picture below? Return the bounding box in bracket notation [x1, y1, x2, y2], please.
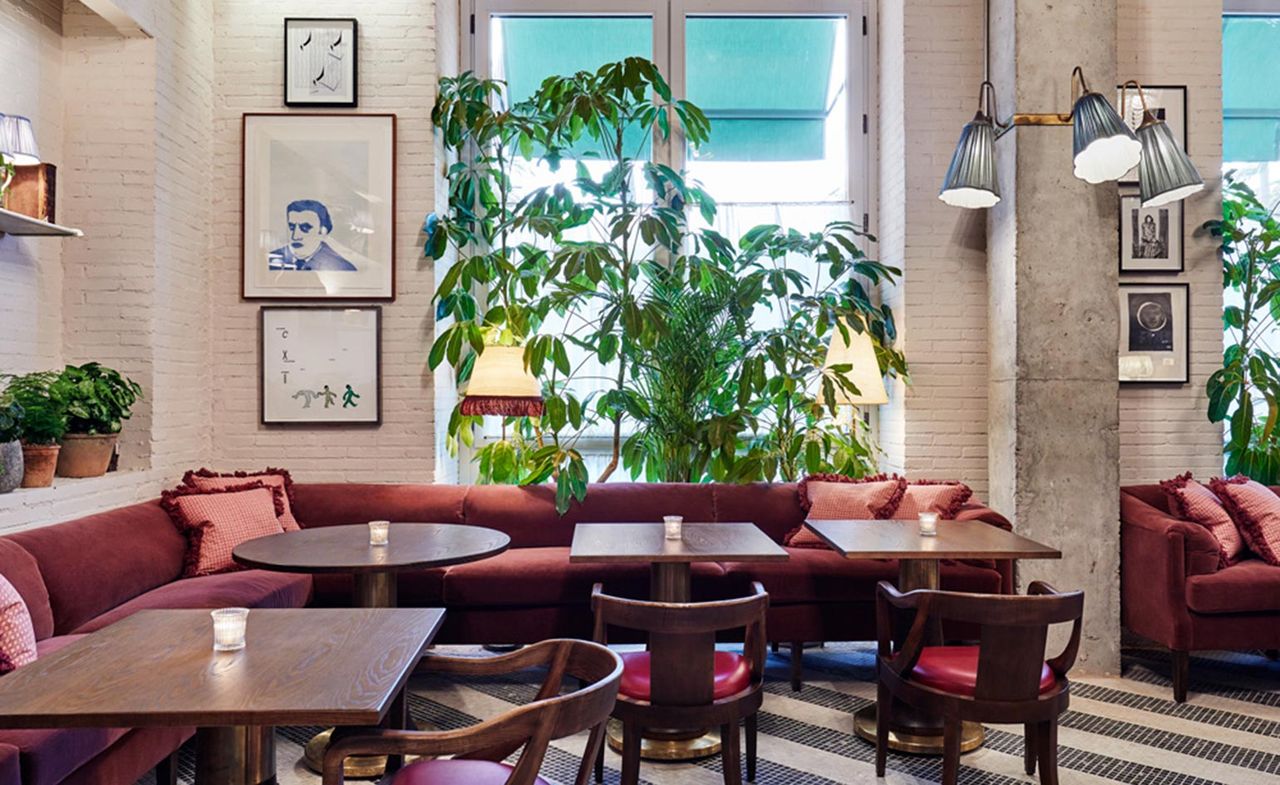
[426, 59, 714, 512]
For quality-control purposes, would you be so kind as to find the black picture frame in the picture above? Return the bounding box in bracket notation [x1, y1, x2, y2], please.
[259, 306, 382, 425]
[1115, 84, 1188, 152]
[284, 18, 358, 108]
[1118, 182, 1184, 274]
[1119, 282, 1189, 385]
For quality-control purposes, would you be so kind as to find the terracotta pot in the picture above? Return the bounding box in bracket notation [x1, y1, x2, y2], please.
[56, 433, 118, 478]
[0, 441, 22, 493]
[20, 443, 59, 488]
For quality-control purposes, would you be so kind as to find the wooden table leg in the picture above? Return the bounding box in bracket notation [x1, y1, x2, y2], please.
[853, 558, 986, 755]
[607, 561, 722, 762]
[196, 726, 275, 785]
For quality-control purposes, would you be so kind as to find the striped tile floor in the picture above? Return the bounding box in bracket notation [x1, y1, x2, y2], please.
[154, 645, 1279, 785]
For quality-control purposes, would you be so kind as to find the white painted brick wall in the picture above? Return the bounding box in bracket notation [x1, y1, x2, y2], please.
[208, 1, 437, 483]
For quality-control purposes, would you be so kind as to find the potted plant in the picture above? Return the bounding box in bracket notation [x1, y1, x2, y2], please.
[0, 390, 22, 494]
[3, 371, 67, 488]
[55, 362, 143, 478]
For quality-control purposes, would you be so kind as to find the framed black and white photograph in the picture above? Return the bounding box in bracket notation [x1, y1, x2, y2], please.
[1119, 283, 1189, 384]
[242, 113, 395, 300]
[284, 18, 357, 107]
[260, 306, 381, 425]
[1119, 184, 1183, 273]
[1115, 84, 1188, 181]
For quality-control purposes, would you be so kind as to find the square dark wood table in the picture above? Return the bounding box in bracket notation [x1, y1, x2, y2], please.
[0, 608, 444, 785]
[804, 518, 1060, 756]
[570, 522, 788, 602]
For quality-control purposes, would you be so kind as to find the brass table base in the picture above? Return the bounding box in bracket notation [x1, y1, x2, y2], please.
[196, 725, 276, 785]
[853, 705, 984, 755]
[303, 729, 388, 779]
[605, 719, 721, 761]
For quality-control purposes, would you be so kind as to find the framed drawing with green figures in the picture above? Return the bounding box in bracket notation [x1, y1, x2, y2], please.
[260, 306, 381, 425]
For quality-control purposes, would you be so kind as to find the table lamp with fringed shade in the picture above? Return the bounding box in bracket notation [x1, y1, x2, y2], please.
[460, 345, 545, 417]
[822, 319, 889, 406]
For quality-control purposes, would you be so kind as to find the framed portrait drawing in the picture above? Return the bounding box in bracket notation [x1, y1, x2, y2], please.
[242, 113, 395, 300]
[1119, 184, 1183, 273]
[1115, 84, 1188, 181]
[1119, 283, 1189, 385]
[284, 18, 358, 107]
[260, 306, 381, 425]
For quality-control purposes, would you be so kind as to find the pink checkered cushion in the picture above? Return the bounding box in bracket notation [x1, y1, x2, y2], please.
[1210, 475, 1280, 566]
[0, 573, 37, 675]
[162, 482, 286, 577]
[1161, 473, 1245, 567]
[182, 468, 301, 531]
[894, 481, 973, 520]
[788, 474, 906, 548]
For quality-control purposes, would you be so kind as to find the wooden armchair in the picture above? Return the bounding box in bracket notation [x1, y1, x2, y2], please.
[322, 639, 622, 785]
[874, 580, 1083, 785]
[591, 581, 768, 785]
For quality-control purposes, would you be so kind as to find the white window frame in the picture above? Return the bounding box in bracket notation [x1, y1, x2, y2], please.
[457, 0, 876, 482]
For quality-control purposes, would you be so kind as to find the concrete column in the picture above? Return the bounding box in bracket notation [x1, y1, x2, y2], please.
[988, 0, 1121, 674]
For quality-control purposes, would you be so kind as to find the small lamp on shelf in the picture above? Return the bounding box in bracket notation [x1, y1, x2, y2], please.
[0, 114, 40, 167]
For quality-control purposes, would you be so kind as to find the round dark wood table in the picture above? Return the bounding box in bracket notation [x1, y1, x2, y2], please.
[233, 522, 510, 609]
[232, 522, 509, 776]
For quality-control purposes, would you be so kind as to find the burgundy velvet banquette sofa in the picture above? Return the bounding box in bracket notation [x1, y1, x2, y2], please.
[0, 481, 1010, 785]
[1121, 484, 1280, 702]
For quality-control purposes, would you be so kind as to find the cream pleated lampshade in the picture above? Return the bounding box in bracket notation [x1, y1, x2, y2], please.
[822, 319, 889, 406]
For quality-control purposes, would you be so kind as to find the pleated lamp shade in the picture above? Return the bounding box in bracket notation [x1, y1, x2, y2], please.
[1136, 113, 1204, 207]
[822, 320, 889, 406]
[1070, 92, 1141, 184]
[0, 115, 40, 166]
[460, 346, 545, 417]
[939, 112, 1001, 209]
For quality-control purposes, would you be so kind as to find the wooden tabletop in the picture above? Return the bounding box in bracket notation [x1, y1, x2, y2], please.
[0, 608, 443, 728]
[569, 522, 789, 564]
[803, 519, 1060, 560]
[232, 523, 510, 574]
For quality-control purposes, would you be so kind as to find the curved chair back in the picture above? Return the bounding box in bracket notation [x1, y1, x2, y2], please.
[878, 580, 1084, 703]
[592, 582, 768, 707]
[323, 639, 623, 785]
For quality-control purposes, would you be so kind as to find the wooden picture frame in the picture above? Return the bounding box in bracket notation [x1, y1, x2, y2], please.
[284, 18, 358, 108]
[241, 113, 395, 300]
[260, 306, 382, 425]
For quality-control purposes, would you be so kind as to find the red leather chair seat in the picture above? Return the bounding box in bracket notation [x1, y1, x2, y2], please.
[910, 646, 1055, 696]
[619, 651, 751, 701]
[391, 759, 550, 785]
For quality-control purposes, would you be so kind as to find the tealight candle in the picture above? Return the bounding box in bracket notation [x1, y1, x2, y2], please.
[369, 520, 390, 546]
[211, 608, 249, 651]
[918, 511, 939, 537]
[664, 515, 683, 540]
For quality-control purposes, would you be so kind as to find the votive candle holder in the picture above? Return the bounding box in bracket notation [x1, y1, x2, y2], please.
[664, 515, 683, 540]
[918, 512, 939, 537]
[369, 520, 391, 546]
[211, 608, 249, 652]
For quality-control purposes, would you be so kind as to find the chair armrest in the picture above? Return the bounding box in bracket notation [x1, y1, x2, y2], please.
[1119, 491, 1209, 649]
[1121, 491, 1220, 577]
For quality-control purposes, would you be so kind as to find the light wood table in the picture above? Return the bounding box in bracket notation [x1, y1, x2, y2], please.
[570, 522, 788, 760]
[234, 523, 508, 776]
[0, 608, 443, 785]
[804, 518, 1061, 756]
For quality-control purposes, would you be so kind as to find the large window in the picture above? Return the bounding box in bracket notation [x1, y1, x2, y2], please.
[461, 0, 870, 480]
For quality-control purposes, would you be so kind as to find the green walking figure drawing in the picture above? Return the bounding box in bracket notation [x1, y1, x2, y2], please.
[319, 385, 338, 408]
[342, 384, 360, 408]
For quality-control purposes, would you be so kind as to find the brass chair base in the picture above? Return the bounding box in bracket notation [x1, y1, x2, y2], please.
[605, 718, 722, 761]
[303, 729, 388, 779]
[853, 705, 984, 755]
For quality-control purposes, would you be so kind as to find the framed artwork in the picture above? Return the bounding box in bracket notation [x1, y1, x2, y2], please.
[284, 18, 358, 107]
[1115, 84, 1188, 181]
[1119, 183, 1183, 273]
[241, 113, 395, 300]
[1119, 283, 1189, 385]
[260, 306, 381, 425]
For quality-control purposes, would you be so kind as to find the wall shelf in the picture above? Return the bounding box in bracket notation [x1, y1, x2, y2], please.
[0, 207, 82, 237]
